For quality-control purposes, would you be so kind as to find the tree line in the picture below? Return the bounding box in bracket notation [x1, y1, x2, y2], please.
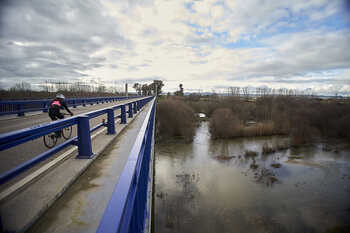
[132, 80, 164, 96]
[1, 80, 126, 100]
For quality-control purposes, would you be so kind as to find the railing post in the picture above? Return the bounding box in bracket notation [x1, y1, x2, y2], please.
[17, 104, 24, 116]
[121, 105, 126, 124]
[0, 215, 4, 233]
[73, 100, 77, 108]
[128, 103, 133, 118]
[136, 101, 140, 111]
[43, 102, 48, 113]
[107, 109, 116, 135]
[83, 100, 86, 107]
[77, 116, 94, 159]
[133, 102, 137, 114]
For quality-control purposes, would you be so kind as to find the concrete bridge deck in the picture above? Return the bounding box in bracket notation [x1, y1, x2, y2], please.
[0, 98, 154, 233]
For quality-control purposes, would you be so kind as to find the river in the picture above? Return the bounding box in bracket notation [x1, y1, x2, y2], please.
[154, 122, 350, 233]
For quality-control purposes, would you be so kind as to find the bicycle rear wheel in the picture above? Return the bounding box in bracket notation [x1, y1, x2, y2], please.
[62, 126, 72, 139]
[43, 133, 58, 148]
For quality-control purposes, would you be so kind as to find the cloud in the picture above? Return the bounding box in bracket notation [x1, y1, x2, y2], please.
[0, 0, 129, 87]
[233, 29, 350, 78]
[0, 0, 349, 95]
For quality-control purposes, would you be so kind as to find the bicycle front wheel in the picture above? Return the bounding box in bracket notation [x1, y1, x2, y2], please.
[43, 133, 58, 148]
[62, 126, 72, 139]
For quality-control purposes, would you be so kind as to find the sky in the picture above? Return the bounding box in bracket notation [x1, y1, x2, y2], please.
[0, 0, 350, 95]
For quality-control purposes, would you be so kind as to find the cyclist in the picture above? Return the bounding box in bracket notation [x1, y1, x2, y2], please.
[48, 93, 73, 137]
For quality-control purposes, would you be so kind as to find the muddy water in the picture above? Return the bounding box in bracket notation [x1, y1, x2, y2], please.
[154, 122, 350, 233]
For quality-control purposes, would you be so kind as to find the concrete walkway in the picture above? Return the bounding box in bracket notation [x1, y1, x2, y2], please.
[0, 100, 153, 233]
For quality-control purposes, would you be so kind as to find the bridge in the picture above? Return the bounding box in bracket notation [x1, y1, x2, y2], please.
[0, 96, 156, 233]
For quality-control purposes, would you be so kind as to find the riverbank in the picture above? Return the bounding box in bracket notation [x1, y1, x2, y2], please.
[156, 96, 350, 146]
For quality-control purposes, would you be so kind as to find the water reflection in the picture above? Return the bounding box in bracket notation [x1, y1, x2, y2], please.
[155, 122, 350, 233]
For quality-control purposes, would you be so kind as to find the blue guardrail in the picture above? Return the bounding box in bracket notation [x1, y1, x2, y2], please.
[96, 98, 156, 233]
[0, 96, 154, 185]
[0, 96, 139, 116]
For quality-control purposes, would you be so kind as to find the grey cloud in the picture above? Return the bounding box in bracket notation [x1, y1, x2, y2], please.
[127, 63, 151, 72]
[268, 77, 350, 84]
[227, 30, 350, 84]
[141, 28, 158, 37]
[116, 76, 163, 84]
[0, 0, 131, 88]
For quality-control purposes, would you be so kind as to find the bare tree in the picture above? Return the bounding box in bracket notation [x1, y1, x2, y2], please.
[242, 87, 249, 99]
[96, 84, 106, 93]
[133, 83, 142, 95]
[10, 82, 31, 91]
[229, 87, 240, 96]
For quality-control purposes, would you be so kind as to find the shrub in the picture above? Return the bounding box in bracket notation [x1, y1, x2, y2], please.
[242, 121, 275, 137]
[245, 150, 258, 157]
[262, 143, 276, 154]
[182, 94, 350, 142]
[156, 99, 196, 142]
[209, 108, 242, 139]
[275, 141, 289, 151]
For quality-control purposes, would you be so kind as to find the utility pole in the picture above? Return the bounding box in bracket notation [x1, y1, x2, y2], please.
[125, 83, 128, 97]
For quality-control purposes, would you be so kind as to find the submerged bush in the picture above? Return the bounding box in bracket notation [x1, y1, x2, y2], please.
[156, 99, 196, 142]
[245, 150, 258, 157]
[262, 143, 276, 154]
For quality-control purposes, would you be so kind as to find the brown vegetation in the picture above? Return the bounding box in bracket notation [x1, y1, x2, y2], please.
[271, 163, 281, 168]
[189, 94, 350, 144]
[0, 89, 127, 100]
[262, 143, 276, 155]
[156, 99, 196, 142]
[210, 108, 241, 139]
[275, 141, 289, 151]
[0, 81, 131, 100]
[244, 150, 258, 157]
[250, 160, 259, 169]
[158, 94, 350, 145]
[242, 121, 275, 137]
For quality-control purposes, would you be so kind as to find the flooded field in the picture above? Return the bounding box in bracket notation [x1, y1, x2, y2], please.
[154, 122, 350, 233]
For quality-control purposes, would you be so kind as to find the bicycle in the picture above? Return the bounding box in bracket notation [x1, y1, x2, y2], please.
[43, 113, 73, 148]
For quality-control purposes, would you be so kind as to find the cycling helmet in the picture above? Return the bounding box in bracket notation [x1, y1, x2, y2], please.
[56, 93, 65, 99]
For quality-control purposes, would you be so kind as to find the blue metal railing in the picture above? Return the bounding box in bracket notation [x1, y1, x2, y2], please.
[0, 96, 154, 185]
[0, 96, 139, 117]
[96, 98, 156, 233]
